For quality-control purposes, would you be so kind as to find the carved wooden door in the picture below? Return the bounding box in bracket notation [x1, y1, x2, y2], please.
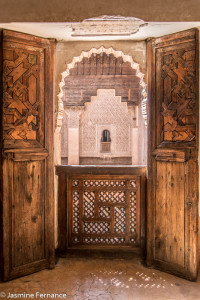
[0, 30, 55, 281]
[147, 29, 198, 280]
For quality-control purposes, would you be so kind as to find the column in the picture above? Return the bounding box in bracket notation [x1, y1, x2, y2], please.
[129, 106, 139, 165]
[66, 107, 84, 165]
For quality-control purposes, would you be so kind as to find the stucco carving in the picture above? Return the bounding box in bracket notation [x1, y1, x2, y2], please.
[57, 47, 147, 130]
[79, 89, 132, 157]
[65, 107, 84, 128]
[60, 110, 68, 157]
[71, 16, 147, 36]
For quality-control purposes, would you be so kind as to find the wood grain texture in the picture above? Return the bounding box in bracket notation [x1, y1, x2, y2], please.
[12, 160, 45, 267]
[58, 172, 67, 251]
[0, 30, 3, 281]
[1, 30, 55, 281]
[155, 161, 185, 267]
[147, 29, 198, 281]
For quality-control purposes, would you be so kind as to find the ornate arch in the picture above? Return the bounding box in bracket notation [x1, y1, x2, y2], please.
[56, 46, 147, 129]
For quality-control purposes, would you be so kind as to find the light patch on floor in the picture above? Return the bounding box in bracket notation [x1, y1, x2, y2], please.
[0, 256, 200, 300]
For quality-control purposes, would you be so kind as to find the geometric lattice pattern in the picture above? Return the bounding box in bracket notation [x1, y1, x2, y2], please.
[3, 47, 43, 141]
[160, 47, 196, 142]
[84, 180, 126, 187]
[84, 222, 110, 234]
[69, 175, 140, 247]
[72, 191, 79, 234]
[99, 206, 110, 218]
[130, 180, 136, 188]
[130, 238, 136, 244]
[130, 191, 137, 233]
[84, 237, 126, 244]
[114, 207, 126, 233]
[73, 237, 79, 243]
[83, 191, 95, 218]
[99, 191, 125, 203]
[72, 180, 79, 187]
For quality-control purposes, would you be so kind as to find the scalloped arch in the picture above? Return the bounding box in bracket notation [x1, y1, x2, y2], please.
[56, 46, 147, 128]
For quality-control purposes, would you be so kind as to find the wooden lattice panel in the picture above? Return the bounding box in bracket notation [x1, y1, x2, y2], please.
[68, 175, 140, 247]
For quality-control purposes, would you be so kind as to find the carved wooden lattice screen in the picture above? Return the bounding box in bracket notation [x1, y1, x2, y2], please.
[68, 175, 140, 247]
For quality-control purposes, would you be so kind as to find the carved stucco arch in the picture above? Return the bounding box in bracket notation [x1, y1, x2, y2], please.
[56, 46, 147, 130]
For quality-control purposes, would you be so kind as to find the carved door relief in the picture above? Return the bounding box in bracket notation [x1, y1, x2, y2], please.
[155, 37, 196, 146]
[0, 30, 55, 281]
[147, 29, 198, 280]
[3, 45, 44, 144]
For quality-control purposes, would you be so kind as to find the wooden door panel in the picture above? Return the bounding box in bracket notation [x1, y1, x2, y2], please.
[155, 161, 185, 267]
[13, 160, 45, 268]
[0, 30, 55, 281]
[147, 29, 198, 281]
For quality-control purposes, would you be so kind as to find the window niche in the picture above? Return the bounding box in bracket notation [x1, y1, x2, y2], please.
[100, 129, 111, 153]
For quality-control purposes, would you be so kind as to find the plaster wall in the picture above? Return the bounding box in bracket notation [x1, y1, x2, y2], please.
[0, 0, 199, 22]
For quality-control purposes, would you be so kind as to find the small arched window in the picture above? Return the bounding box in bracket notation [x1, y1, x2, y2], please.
[101, 130, 111, 142]
[100, 130, 111, 153]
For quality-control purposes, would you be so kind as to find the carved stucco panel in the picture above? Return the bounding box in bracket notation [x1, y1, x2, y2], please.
[57, 46, 147, 130]
[60, 110, 68, 157]
[65, 107, 84, 128]
[79, 89, 132, 157]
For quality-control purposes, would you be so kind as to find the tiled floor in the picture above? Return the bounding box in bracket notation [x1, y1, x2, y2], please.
[0, 253, 200, 300]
